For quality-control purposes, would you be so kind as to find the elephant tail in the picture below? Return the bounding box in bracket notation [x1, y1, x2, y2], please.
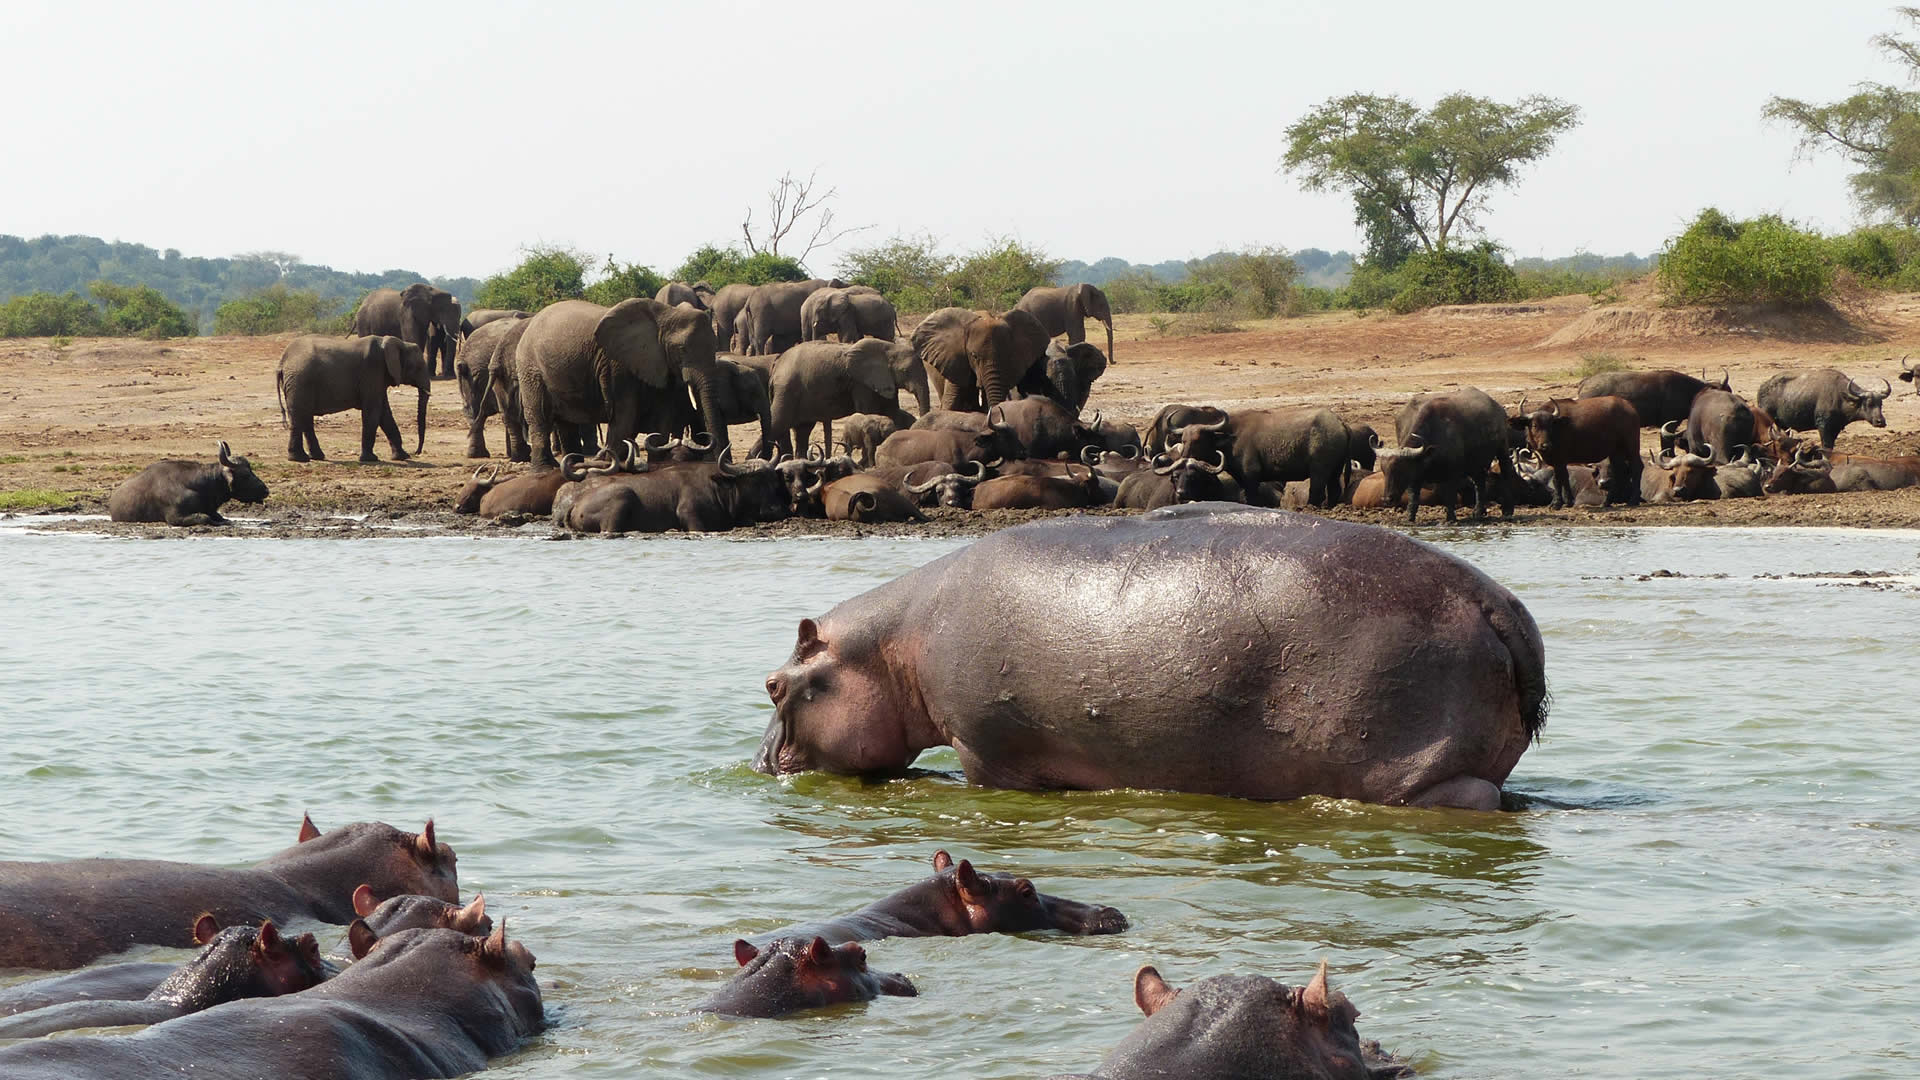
[275, 368, 288, 427]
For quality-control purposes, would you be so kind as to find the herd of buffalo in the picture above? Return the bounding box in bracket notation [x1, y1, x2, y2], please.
[56, 279, 1913, 1077]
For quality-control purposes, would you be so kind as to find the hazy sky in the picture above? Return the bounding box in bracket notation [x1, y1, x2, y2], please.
[0, 1, 1899, 280]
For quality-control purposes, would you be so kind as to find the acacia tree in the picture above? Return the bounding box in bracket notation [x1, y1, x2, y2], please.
[1765, 7, 1920, 226]
[1282, 93, 1581, 263]
[741, 169, 870, 265]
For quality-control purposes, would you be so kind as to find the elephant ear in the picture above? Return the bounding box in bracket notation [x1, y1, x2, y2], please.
[596, 300, 671, 389]
[1001, 309, 1052, 366]
[382, 337, 405, 386]
[851, 341, 900, 400]
[1067, 282, 1087, 314]
[919, 325, 972, 385]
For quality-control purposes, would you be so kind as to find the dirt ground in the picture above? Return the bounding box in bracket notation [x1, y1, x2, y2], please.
[7, 281, 1920, 536]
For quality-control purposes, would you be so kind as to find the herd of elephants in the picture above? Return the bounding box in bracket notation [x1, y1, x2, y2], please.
[38, 276, 1915, 1076]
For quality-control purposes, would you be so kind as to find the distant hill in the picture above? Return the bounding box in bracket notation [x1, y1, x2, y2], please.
[1059, 249, 1356, 289]
[0, 235, 480, 334]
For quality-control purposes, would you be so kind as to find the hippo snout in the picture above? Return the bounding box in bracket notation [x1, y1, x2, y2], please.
[1081, 905, 1130, 935]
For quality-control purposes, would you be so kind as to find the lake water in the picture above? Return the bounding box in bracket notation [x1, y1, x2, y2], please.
[2, 520, 1916, 1078]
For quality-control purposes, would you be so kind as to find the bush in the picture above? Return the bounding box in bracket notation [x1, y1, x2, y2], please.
[836, 235, 954, 313]
[213, 283, 341, 335]
[1100, 270, 1163, 314]
[474, 246, 590, 312]
[1656, 209, 1833, 305]
[0, 291, 104, 337]
[582, 257, 665, 307]
[946, 238, 1061, 311]
[1183, 247, 1299, 317]
[89, 280, 194, 338]
[672, 245, 809, 288]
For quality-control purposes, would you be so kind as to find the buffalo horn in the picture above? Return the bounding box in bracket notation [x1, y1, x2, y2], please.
[560, 453, 587, 482]
[216, 440, 234, 466]
[1196, 450, 1226, 475]
[1660, 420, 1683, 437]
[687, 431, 715, 452]
[1080, 445, 1103, 466]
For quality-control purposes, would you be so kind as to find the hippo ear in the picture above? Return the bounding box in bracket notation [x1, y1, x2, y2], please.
[347, 919, 379, 960]
[932, 850, 954, 872]
[733, 939, 758, 967]
[298, 814, 321, 844]
[806, 937, 833, 967]
[953, 860, 986, 903]
[351, 884, 379, 918]
[255, 920, 282, 954]
[192, 913, 219, 946]
[795, 618, 819, 651]
[1133, 966, 1179, 1017]
[480, 920, 510, 968]
[458, 893, 487, 931]
[414, 820, 438, 861]
[1298, 960, 1360, 1025]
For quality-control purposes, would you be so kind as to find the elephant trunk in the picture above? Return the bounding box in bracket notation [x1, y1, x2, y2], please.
[1105, 320, 1115, 365]
[982, 358, 1008, 409]
[691, 371, 730, 458]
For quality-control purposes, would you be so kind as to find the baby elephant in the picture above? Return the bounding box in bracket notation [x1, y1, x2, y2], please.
[695, 937, 915, 1018]
[106, 440, 268, 526]
[276, 334, 432, 463]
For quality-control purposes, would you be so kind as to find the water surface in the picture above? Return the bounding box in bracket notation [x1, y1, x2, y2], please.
[2, 524, 1916, 1078]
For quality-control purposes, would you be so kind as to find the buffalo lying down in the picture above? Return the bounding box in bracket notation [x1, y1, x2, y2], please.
[106, 441, 268, 526]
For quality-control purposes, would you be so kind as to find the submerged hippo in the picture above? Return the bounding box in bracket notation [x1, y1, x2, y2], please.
[0, 919, 326, 1039]
[0, 815, 459, 970]
[1048, 962, 1411, 1079]
[695, 936, 916, 1019]
[756, 849, 1126, 945]
[0, 926, 543, 1080]
[757, 504, 1548, 811]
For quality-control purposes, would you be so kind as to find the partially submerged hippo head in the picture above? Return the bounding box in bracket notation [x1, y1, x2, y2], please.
[350, 884, 491, 938]
[345, 923, 544, 1044]
[1076, 961, 1410, 1080]
[695, 936, 916, 1019]
[757, 615, 925, 776]
[281, 814, 460, 910]
[151, 917, 327, 1008]
[926, 850, 1128, 936]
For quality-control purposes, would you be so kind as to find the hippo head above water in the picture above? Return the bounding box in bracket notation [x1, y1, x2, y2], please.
[280, 814, 460, 914]
[345, 922, 543, 1042]
[1062, 961, 1410, 1080]
[350, 884, 491, 939]
[925, 850, 1129, 937]
[697, 936, 916, 1018]
[153, 918, 327, 1008]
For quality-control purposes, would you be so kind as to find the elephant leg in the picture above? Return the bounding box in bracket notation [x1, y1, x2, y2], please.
[303, 418, 325, 460]
[1066, 316, 1086, 346]
[288, 414, 309, 462]
[358, 405, 383, 463]
[378, 403, 410, 461]
[820, 419, 833, 457]
[465, 409, 490, 459]
[523, 379, 559, 469]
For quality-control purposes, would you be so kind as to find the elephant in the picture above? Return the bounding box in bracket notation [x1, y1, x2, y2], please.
[513, 298, 725, 470]
[656, 280, 716, 310]
[1034, 341, 1108, 416]
[455, 316, 534, 459]
[708, 356, 776, 458]
[912, 308, 1049, 412]
[769, 339, 918, 458]
[458, 309, 527, 340]
[351, 283, 462, 380]
[276, 334, 430, 463]
[709, 283, 756, 351]
[742, 278, 845, 355]
[1014, 283, 1115, 363]
[800, 286, 898, 344]
[838, 412, 903, 466]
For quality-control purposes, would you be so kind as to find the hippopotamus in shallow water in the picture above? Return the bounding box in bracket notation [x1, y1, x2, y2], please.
[757, 504, 1548, 811]
[1048, 962, 1412, 1079]
[0, 815, 459, 970]
[0, 925, 543, 1080]
[0, 919, 326, 1039]
[0, 886, 489, 1012]
[694, 936, 916, 1018]
[756, 850, 1127, 945]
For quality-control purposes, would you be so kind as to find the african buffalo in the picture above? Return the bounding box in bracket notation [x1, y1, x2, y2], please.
[106, 442, 269, 526]
[1755, 369, 1891, 449]
[1577, 367, 1728, 428]
[822, 475, 926, 523]
[1144, 404, 1221, 454]
[874, 425, 1020, 469]
[1763, 447, 1838, 495]
[1509, 396, 1642, 507]
[554, 456, 788, 533]
[1686, 390, 1757, 464]
[1114, 451, 1246, 510]
[1377, 389, 1515, 523]
[1639, 449, 1719, 502]
[969, 465, 1105, 510]
[1174, 406, 1350, 508]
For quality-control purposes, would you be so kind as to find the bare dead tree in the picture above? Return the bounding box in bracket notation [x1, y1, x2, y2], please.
[741, 169, 871, 264]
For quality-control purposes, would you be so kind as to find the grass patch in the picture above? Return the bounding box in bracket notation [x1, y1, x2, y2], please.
[0, 454, 26, 464]
[1149, 312, 1245, 337]
[1567, 351, 1631, 379]
[0, 488, 75, 510]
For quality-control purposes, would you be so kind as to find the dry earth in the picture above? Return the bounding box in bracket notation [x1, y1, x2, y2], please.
[7, 282, 1920, 536]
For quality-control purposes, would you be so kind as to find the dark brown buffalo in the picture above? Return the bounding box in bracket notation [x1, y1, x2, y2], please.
[1763, 447, 1839, 495]
[822, 474, 926, 522]
[873, 426, 1018, 469]
[0, 920, 326, 1039]
[1756, 369, 1892, 449]
[1685, 389, 1756, 464]
[758, 850, 1127, 946]
[452, 456, 594, 518]
[1045, 963, 1410, 1080]
[1509, 395, 1642, 507]
[1173, 406, 1351, 507]
[969, 464, 1104, 510]
[1577, 367, 1728, 427]
[0, 817, 456, 971]
[987, 397, 1093, 460]
[554, 457, 789, 534]
[1638, 449, 1719, 502]
[106, 441, 269, 526]
[1113, 452, 1244, 510]
[0, 926, 542, 1080]
[1144, 403, 1221, 453]
[1377, 389, 1515, 523]
[695, 937, 915, 1019]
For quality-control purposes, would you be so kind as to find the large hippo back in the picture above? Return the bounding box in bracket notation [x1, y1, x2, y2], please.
[899, 504, 1546, 804]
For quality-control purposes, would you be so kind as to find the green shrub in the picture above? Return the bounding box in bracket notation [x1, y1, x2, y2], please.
[1101, 270, 1162, 314]
[1393, 243, 1520, 310]
[474, 246, 590, 312]
[672, 245, 809, 288]
[1182, 247, 1299, 317]
[582, 257, 665, 307]
[1656, 209, 1833, 305]
[213, 283, 340, 335]
[946, 239, 1061, 311]
[89, 281, 194, 338]
[836, 235, 953, 313]
[0, 291, 105, 337]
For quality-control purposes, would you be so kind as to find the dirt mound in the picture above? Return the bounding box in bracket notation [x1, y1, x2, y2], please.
[1541, 300, 1880, 348]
